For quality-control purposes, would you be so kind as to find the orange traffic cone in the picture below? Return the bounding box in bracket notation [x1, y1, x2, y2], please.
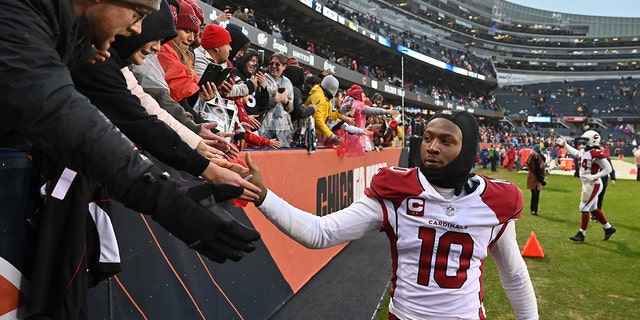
[521, 231, 545, 258]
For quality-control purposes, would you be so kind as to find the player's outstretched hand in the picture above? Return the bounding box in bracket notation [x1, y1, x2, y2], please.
[244, 152, 268, 205]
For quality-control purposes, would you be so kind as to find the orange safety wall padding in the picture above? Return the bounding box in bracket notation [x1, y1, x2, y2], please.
[243, 148, 402, 292]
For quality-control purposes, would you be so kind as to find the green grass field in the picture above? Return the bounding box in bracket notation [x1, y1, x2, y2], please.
[374, 165, 640, 320]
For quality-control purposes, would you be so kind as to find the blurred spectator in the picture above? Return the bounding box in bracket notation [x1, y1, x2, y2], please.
[526, 144, 547, 215]
[283, 64, 317, 123]
[233, 6, 245, 21]
[157, 0, 212, 121]
[284, 64, 318, 152]
[338, 84, 397, 154]
[225, 24, 251, 63]
[308, 75, 342, 147]
[256, 53, 295, 147]
[212, 5, 232, 27]
[192, 24, 244, 146]
[231, 48, 267, 124]
[247, 8, 257, 27]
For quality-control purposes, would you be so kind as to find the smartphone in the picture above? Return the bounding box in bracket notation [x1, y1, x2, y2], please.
[277, 87, 286, 94]
[252, 65, 260, 76]
[257, 49, 265, 63]
[217, 68, 232, 86]
[198, 64, 232, 87]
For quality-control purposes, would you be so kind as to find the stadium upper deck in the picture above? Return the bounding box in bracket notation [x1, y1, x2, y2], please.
[211, 0, 638, 123]
[331, 0, 640, 75]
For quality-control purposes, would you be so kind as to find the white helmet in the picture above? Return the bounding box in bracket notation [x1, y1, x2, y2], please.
[579, 130, 601, 148]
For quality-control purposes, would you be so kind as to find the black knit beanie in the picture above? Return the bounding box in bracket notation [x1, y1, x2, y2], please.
[226, 24, 250, 61]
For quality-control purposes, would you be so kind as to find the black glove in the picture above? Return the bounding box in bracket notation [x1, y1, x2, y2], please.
[541, 180, 546, 186]
[201, 182, 244, 203]
[121, 167, 260, 263]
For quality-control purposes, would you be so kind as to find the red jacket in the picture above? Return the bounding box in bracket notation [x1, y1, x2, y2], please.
[157, 42, 200, 102]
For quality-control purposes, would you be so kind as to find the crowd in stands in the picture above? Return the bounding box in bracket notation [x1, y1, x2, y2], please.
[498, 77, 640, 119]
[323, 0, 495, 79]
[474, 124, 639, 171]
[119, 0, 420, 164]
[123, 0, 639, 167]
[221, 2, 501, 112]
[480, 116, 638, 152]
[6, 0, 640, 317]
[329, 0, 639, 72]
[221, 2, 640, 146]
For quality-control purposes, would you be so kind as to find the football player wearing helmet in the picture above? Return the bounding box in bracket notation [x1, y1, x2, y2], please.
[556, 130, 617, 242]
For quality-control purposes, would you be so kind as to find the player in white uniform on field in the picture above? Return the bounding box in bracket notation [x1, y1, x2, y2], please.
[556, 130, 617, 242]
[245, 110, 538, 319]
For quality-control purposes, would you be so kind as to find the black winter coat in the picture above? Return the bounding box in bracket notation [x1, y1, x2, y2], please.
[0, 0, 151, 196]
[71, 0, 209, 178]
[0, 0, 161, 317]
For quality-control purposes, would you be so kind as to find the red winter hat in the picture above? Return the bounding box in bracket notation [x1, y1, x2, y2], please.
[200, 24, 232, 50]
[175, 0, 200, 33]
[346, 84, 364, 100]
[182, 0, 204, 24]
[287, 57, 299, 66]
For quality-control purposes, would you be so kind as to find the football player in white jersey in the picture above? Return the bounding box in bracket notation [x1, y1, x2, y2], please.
[244, 110, 538, 319]
[556, 130, 617, 242]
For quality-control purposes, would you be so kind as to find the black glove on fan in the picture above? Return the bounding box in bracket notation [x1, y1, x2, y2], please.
[121, 167, 260, 263]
